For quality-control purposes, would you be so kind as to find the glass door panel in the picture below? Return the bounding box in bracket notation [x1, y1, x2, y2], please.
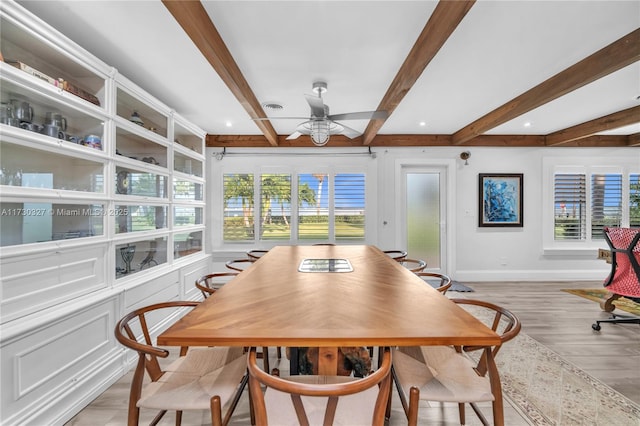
[405, 171, 443, 269]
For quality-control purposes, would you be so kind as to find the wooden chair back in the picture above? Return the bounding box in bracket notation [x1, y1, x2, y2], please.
[383, 250, 408, 262]
[400, 258, 427, 273]
[451, 298, 521, 374]
[247, 249, 269, 260]
[225, 258, 255, 272]
[415, 272, 452, 294]
[195, 272, 239, 298]
[248, 347, 392, 425]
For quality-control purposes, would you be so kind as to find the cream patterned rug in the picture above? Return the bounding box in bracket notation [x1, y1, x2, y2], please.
[497, 332, 640, 425]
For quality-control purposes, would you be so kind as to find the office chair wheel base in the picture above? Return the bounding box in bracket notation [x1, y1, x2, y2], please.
[592, 322, 601, 331]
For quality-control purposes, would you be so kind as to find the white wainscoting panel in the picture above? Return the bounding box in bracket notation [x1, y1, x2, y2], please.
[0, 294, 119, 426]
[1, 244, 107, 323]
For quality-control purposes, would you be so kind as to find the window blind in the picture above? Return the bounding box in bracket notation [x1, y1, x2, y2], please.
[554, 173, 586, 240]
[591, 174, 622, 239]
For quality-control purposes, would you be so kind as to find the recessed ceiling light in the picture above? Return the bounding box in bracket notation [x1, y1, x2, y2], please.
[225, 121, 233, 127]
[523, 122, 532, 128]
[419, 121, 427, 127]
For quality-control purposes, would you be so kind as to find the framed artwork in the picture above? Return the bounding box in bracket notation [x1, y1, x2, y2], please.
[479, 173, 523, 227]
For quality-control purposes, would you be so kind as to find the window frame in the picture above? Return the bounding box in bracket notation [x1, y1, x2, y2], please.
[211, 152, 377, 251]
[543, 156, 638, 254]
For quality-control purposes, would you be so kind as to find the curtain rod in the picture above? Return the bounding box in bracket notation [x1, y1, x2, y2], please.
[213, 146, 377, 160]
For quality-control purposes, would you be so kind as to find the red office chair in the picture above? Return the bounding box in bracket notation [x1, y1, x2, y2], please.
[592, 227, 640, 331]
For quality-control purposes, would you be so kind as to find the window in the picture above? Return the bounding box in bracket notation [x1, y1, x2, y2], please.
[260, 174, 291, 240]
[222, 170, 366, 244]
[591, 173, 622, 238]
[223, 173, 254, 241]
[551, 165, 635, 244]
[335, 173, 365, 240]
[554, 173, 586, 240]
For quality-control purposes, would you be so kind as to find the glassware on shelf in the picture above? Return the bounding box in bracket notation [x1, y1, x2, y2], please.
[120, 244, 136, 274]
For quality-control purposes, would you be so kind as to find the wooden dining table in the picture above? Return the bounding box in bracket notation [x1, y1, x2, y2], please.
[158, 244, 505, 424]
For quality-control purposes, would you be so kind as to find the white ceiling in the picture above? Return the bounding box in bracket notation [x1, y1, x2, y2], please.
[18, 0, 640, 141]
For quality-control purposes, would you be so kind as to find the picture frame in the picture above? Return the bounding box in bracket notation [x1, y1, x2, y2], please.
[479, 173, 523, 227]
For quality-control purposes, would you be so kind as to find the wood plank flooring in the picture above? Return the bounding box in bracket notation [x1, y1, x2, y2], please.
[462, 281, 640, 405]
[65, 281, 640, 425]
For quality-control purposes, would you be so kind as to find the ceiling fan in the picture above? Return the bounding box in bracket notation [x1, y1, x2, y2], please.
[256, 81, 389, 146]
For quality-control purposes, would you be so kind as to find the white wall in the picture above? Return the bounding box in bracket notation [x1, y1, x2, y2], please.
[207, 145, 639, 282]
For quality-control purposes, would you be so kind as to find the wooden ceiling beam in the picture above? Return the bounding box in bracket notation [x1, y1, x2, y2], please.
[361, 0, 476, 146]
[162, 1, 279, 146]
[207, 133, 629, 148]
[452, 28, 640, 145]
[628, 132, 640, 146]
[545, 105, 640, 146]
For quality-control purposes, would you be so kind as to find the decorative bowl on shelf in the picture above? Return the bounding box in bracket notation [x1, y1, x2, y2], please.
[129, 111, 144, 126]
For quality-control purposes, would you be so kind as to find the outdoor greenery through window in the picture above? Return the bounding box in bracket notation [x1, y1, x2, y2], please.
[554, 172, 637, 241]
[223, 172, 365, 242]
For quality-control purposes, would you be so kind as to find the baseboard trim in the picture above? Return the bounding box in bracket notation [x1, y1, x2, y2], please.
[454, 269, 609, 282]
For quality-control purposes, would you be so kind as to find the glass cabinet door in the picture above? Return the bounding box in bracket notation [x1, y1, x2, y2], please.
[115, 236, 167, 278]
[115, 166, 168, 198]
[116, 87, 168, 137]
[115, 126, 168, 168]
[0, 201, 104, 247]
[0, 142, 105, 192]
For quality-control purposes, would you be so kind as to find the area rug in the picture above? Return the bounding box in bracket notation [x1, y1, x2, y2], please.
[459, 304, 640, 426]
[497, 332, 640, 425]
[562, 288, 640, 316]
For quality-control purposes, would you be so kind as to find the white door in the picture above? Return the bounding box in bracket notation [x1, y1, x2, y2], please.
[401, 166, 447, 273]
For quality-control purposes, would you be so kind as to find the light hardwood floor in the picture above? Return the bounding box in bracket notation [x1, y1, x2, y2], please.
[66, 281, 640, 425]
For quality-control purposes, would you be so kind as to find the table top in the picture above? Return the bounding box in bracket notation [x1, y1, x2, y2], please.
[157, 245, 500, 348]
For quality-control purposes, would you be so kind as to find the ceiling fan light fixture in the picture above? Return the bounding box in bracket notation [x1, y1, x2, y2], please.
[312, 81, 328, 96]
[310, 120, 330, 146]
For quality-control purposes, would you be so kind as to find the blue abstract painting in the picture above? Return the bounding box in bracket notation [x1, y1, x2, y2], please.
[479, 174, 523, 227]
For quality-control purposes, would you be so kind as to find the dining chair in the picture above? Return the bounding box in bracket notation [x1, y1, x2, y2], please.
[400, 258, 427, 273]
[383, 250, 408, 262]
[248, 346, 392, 425]
[391, 299, 521, 426]
[225, 258, 255, 272]
[114, 301, 248, 426]
[246, 249, 269, 260]
[414, 272, 452, 294]
[195, 272, 239, 298]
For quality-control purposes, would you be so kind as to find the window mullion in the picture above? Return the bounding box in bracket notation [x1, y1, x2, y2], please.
[291, 173, 299, 241]
[328, 173, 335, 241]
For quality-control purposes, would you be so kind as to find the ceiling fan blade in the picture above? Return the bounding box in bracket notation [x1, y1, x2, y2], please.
[286, 131, 304, 140]
[332, 121, 361, 139]
[328, 110, 389, 121]
[304, 94, 326, 118]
